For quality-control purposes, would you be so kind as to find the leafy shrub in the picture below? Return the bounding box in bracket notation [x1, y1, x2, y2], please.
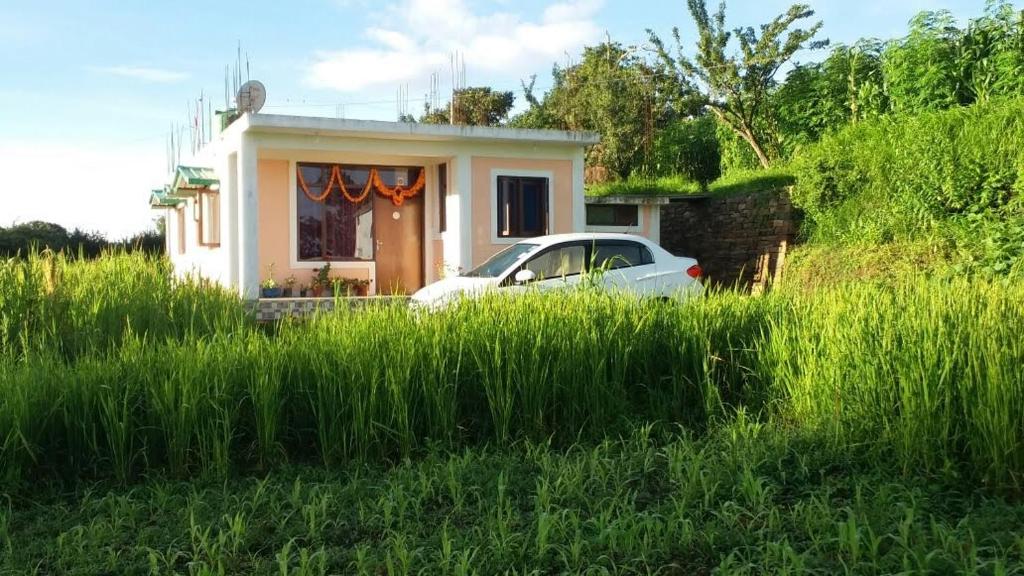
[716, 121, 762, 174]
[652, 116, 721, 189]
[791, 98, 1024, 249]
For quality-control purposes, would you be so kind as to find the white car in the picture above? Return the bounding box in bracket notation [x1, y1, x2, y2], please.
[410, 233, 703, 309]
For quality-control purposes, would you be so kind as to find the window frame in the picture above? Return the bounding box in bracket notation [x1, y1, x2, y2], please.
[196, 190, 221, 248]
[288, 160, 380, 274]
[500, 239, 655, 285]
[175, 205, 186, 255]
[490, 169, 555, 245]
[294, 161, 384, 265]
[584, 203, 645, 233]
[437, 163, 448, 234]
[590, 240, 655, 271]
[585, 204, 639, 227]
[500, 240, 589, 285]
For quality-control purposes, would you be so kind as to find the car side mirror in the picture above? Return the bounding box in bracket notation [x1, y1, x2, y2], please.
[514, 269, 537, 284]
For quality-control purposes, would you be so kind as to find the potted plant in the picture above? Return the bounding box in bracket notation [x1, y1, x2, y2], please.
[283, 274, 297, 298]
[351, 278, 370, 297]
[311, 264, 331, 298]
[298, 283, 308, 298]
[261, 264, 282, 298]
[333, 278, 348, 297]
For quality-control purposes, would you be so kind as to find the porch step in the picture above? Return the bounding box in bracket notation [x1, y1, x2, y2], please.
[249, 296, 410, 322]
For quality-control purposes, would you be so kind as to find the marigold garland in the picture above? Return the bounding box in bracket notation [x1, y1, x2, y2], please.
[372, 168, 426, 206]
[298, 165, 426, 206]
[338, 167, 375, 203]
[296, 166, 333, 202]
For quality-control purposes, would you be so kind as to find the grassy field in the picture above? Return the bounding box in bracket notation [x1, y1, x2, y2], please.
[2, 251, 1024, 573]
[6, 425, 1023, 574]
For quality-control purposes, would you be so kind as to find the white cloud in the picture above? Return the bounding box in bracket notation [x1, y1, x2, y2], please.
[0, 141, 165, 239]
[308, 0, 604, 92]
[90, 66, 189, 83]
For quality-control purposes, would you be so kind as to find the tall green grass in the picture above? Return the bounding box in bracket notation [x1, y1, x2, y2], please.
[2, 253, 1023, 493]
[0, 250, 246, 361]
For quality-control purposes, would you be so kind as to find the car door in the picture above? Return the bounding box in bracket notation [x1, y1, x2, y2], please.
[505, 241, 588, 292]
[590, 240, 659, 295]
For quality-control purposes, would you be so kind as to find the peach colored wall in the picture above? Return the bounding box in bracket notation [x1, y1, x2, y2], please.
[641, 205, 652, 239]
[470, 156, 575, 265]
[257, 159, 371, 288]
[258, 160, 290, 283]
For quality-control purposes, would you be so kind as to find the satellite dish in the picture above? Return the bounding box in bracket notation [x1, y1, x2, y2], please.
[237, 80, 266, 114]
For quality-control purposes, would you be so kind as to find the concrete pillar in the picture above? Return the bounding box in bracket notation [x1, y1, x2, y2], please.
[650, 204, 661, 246]
[571, 147, 586, 233]
[237, 133, 259, 299]
[454, 154, 473, 272]
[223, 152, 238, 291]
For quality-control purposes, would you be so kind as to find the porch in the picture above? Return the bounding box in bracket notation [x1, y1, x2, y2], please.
[254, 156, 451, 300]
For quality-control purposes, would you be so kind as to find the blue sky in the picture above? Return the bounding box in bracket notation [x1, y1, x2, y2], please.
[0, 0, 998, 237]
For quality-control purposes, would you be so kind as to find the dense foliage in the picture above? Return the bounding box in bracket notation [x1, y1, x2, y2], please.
[3, 253, 1023, 495]
[511, 42, 687, 180]
[790, 97, 1024, 274]
[412, 87, 516, 126]
[651, 115, 721, 189]
[649, 1, 827, 168]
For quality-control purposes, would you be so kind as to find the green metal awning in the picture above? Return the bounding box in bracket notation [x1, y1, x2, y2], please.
[171, 165, 219, 195]
[149, 188, 185, 208]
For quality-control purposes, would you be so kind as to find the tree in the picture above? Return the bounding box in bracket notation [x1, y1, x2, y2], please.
[882, 11, 962, 113]
[512, 41, 689, 180]
[418, 87, 515, 126]
[649, 1, 828, 168]
[652, 115, 721, 190]
[773, 40, 887, 151]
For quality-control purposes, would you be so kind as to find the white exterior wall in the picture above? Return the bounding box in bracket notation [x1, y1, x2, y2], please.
[163, 197, 229, 285]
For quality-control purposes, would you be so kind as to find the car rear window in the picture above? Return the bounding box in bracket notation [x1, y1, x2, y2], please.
[592, 242, 653, 270]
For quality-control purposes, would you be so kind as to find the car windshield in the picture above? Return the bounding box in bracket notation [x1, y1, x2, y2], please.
[463, 243, 539, 278]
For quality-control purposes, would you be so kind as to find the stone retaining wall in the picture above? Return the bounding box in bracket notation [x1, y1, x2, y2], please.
[659, 189, 797, 293]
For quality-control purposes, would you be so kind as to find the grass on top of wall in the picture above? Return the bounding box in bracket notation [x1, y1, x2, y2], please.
[585, 168, 795, 198]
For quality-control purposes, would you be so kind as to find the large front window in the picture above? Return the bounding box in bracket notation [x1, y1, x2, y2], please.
[497, 175, 548, 238]
[296, 163, 422, 262]
[297, 163, 374, 261]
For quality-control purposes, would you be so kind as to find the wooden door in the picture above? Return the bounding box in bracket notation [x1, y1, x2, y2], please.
[373, 193, 424, 295]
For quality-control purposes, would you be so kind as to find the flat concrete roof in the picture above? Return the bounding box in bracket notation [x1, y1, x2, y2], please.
[233, 113, 601, 146]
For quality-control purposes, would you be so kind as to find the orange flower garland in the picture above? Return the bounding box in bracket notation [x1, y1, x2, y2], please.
[298, 165, 426, 206]
[296, 166, 334, 202]
[297, 165, 376, 204]
[372, 168, 426, 206]
[337, 167, 375, 203]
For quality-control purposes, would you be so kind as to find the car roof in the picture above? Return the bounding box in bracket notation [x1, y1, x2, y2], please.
[520, 233, 659, 249]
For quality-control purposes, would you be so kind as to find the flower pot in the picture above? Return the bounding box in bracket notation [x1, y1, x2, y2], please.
[261, 287, 283, 298]
[311, 286, 324, 298]
[299, 289, 308, 298]
[283, 288, 293, 298]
